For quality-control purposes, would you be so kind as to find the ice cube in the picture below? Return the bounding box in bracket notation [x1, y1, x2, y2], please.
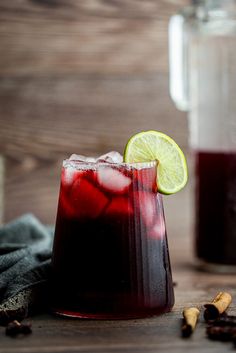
[97, 167, 131, 194]
[149, 219, 166, 240]
[61, 163, 85, 188]
[59, 193, 77, 218]
[69, 154, 96, 163]
[96, 151, 123, 164]
[86, 157, 97, 162]
[62, 166, 77, 185]
[134, 191, 156, 227]
[69, 152, 123, 164]
[105, 196, 133, 217]
[70, 178, 109, 219]
[69, 154, 86, 161]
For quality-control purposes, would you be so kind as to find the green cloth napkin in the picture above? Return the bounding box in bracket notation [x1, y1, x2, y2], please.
[0, 214, 54, 324]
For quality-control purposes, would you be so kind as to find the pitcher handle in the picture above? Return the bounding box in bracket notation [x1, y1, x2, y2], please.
[169, 12, 192, 112]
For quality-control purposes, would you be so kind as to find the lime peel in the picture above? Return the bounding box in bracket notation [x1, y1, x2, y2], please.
[124, 130, 188, 195]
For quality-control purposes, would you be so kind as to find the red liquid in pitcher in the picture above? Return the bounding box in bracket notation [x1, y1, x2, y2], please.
[195, 151, 236, 265]
[51, 160, 174, 318]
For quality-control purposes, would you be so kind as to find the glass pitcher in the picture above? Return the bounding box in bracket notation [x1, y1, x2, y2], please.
[169, 0, 236, 272]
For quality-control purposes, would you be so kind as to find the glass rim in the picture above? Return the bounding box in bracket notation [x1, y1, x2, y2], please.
[63, 159, 157, 170]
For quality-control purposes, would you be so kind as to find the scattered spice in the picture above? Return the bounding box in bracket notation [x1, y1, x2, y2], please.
[208, 314, 236, 327]
[181, 291, 235, 348]
[206, 314, 236, 343]
[5, 320, 32, 336]
[204, 292, 232, 321]
[0, 307, 27, 326]
[182, 307, 200, 337]
[206, 324, 236, 341]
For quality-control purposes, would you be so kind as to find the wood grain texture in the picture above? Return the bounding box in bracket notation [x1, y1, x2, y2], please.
[0, 0, 188, 76]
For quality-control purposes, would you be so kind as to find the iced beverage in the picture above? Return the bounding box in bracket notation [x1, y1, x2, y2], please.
[195, 151, 236, 265]
[51, 153, 174, 318]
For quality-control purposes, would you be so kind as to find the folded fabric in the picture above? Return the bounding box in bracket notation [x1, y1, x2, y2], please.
[0, 214, 54, 324]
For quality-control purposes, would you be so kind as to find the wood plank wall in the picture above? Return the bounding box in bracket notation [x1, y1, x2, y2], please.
[0, 0, 189, 223]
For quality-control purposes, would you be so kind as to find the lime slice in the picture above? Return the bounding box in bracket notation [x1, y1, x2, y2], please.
[124, 130, 188, 194]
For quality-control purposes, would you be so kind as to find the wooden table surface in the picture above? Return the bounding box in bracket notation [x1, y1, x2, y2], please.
[1, 181, 236, 353]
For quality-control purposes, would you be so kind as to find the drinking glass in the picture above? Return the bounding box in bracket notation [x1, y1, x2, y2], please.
[51, 158, 174, 318]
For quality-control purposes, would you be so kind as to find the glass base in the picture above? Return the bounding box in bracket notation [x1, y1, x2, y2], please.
[51, 307, 172, 320]
[196, 259, 236, 274]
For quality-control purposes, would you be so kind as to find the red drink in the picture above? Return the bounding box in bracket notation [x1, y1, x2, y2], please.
[51, 158, 174, 318]
[195, 151, 236, 265]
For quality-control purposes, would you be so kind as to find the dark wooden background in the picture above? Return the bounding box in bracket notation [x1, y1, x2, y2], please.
[0, 0, 189, 224]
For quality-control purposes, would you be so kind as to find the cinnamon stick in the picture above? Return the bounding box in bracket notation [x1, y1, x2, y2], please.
[204, 292, 232, 321]
[182, 307, 200, 337]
